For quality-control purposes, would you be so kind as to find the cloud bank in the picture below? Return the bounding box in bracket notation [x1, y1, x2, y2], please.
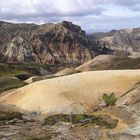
[0, 0, 140, 32]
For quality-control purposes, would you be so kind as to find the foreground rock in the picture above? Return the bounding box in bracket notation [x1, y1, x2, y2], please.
[0, 104, 139, 140]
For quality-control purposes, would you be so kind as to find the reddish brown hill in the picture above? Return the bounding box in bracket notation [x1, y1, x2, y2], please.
[0, 21, 111, 64]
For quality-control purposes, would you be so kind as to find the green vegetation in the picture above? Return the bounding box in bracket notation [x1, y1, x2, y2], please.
[44, 114, 118, 128]
[103, 93, 117, 106]
[0, 110, 22, 124]
[0, 63, 50, 93]
[0, 77, 26, 93]
[0, 63, 50, 78]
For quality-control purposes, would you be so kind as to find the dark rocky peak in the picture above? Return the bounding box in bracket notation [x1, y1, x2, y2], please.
[43, 21, 87, 43]
[36, 21, 85, 36]
[58, 21, 85, 35]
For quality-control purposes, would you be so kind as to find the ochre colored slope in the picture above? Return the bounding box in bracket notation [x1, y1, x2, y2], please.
[0, 70, 140, 115]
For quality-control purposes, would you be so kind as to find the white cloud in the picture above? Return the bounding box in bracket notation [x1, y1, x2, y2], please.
[0, 0, 140, 32]
[103, 4, 140, 18]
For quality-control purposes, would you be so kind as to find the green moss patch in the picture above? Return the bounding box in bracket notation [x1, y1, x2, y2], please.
[0, 63, 50, 78]
[0, 77, 26, 93]
[103, 93, 117, 106]
[44, 114, 118, 129]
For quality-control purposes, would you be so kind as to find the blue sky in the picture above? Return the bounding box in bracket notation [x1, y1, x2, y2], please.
[0, 0, 140, 33]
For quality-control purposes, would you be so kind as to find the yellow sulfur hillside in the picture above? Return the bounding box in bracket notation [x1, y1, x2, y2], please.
[0, 70, 140, 115]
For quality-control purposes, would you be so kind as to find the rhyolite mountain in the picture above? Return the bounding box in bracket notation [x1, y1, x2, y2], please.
[1, 21, 140, 65]
[0, 21, 111, 64]
[90, 28, 140, 57]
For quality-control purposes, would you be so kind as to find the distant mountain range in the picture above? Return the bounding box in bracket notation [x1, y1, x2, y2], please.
[90, 28, 140, 57]
[0, 21, 140, 64]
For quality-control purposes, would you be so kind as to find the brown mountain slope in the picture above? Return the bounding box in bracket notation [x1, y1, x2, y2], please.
[90, 28, 140, 57]
[0, 21, 111, 64]
[76, 55, 140, 71]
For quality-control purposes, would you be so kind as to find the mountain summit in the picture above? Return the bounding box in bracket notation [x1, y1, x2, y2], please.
[0, 21, 110, 64]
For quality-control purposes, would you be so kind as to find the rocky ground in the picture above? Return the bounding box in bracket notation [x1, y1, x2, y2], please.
[0, 70, 140, 140]
[0, 99, 140, 140]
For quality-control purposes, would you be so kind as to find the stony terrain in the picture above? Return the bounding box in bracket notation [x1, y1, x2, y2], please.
[0, 105, 128, 140]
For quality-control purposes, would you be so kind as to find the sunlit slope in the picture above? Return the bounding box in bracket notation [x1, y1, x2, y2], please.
[76, 55, 140, 71]
[0, 70, 140, 115]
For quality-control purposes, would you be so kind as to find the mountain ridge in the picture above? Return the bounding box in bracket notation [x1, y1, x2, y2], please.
[0, 21, 140, 64]
[90, 27, 140, 56]
[0, 21, 111, 64]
